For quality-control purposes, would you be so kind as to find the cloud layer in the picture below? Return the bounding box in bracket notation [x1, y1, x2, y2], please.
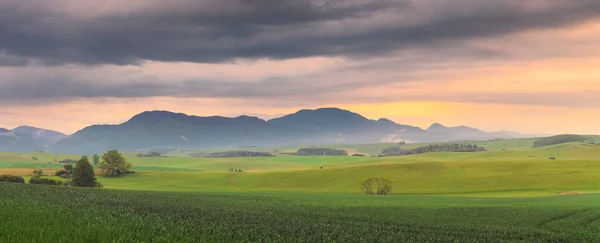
[1, 0, 600, 134]
[1, 0, 600, 65]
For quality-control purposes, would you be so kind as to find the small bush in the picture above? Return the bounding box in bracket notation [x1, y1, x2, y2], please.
[29, 177, 64, 186]
[360, 177, 392, 195]
[55, 170, 67, 177]
[0, 175, 25, 183]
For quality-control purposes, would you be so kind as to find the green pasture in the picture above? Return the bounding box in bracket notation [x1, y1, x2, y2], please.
[0, 145, 596, 196]
[1, 141, 599, 196]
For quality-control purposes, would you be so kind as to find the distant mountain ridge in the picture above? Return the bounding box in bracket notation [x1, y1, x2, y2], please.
[45, 108, 541, 154]
[13, 126, 67, 147]
[0, 126, 67, 152]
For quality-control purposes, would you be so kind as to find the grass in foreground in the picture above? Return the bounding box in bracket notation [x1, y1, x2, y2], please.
[2, 183, 600, 242]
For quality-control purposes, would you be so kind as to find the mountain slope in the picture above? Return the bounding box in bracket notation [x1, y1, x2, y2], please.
[13, 126, 67, 147]
[0, 128, 41, 152]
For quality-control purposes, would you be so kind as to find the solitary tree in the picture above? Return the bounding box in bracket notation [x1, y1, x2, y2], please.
[99, 150, 132, 176]
[72, 156, 98, 188]
[92, 154, 100, 165]
[32, 169, 43, 177]
[360, 177, 392, 195]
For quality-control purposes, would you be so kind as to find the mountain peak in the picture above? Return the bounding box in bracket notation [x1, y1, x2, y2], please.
[269, 107, 370, 127]
[376, 118, 397, 125]
[129, 110, 188, 121]
[11, 125, 68, 146]
[427, 123, 447, 131]
[0, 128, 9, 133]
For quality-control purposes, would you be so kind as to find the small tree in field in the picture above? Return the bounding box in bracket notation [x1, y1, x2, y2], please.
[32, 169, 43, 177]
[99, 150, 132, 176]
[360, 177, 392, 195]
[72, 156, 98, 188]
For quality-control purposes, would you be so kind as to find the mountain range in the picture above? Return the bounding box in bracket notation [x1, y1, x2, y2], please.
[1, 108, 546, 154]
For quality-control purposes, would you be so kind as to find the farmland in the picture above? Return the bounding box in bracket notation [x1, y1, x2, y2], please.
[1, 139, 600, 242]
[2, 182, 600, 242]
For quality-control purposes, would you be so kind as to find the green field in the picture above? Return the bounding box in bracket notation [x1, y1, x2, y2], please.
[1, 140, 600, 242]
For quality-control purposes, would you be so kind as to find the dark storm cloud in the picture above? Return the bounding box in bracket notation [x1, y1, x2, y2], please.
[0, 72, 371, 102]
[1, 0, 600, 65]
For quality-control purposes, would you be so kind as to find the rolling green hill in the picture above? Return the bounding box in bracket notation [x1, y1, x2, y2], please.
[3, 144, 599, 196]
[2, 140, 600, 242]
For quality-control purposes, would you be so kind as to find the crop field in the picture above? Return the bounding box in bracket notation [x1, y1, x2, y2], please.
[1, 140, 600, 242]
[2, 182, 600, 242]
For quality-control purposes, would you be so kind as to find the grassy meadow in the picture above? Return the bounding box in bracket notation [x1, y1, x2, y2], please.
[2, 138, 600, 242]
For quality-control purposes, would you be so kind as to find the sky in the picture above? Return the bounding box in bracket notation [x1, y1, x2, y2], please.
[1, 0, 600, 135]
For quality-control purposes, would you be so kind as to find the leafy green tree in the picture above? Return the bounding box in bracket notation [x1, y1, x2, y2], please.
[92, 154, 100, 165]
[71, 156, 98, 188]
[360, 177, 392, 195]
[99, 150, 132, 176]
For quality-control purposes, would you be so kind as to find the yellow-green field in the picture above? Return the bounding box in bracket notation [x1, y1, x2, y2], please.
[2, 141, 599, 196]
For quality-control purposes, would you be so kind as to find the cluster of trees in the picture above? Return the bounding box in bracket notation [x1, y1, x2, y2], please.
[54, 164, 73, 178]
[352, 153, 366, 157]
[206, 151, 274, 158]
[533, 134, 586, 148]
[0, 174, 25, 183]
[136, 152, 162, 157]
[228, 168, 244, 172]
[296, 148, 348, 156]
[381, 143, 486, 156]
[381, 147, 404, 156]
[1, 150, 133, 188]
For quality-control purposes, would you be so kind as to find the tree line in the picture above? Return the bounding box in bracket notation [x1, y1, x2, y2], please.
[205, 151, 274, 158]
[382, 143, 486, 156]
[532, 134, 586, 148]
[296, 148, 348, 156]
